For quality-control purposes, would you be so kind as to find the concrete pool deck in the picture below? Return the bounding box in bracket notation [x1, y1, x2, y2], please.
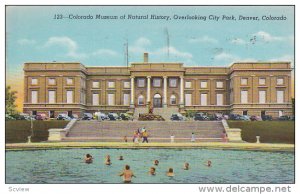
[5, 142, 294, 152]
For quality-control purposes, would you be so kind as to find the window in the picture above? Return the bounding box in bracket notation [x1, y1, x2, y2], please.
[81, 78, 86, 89]
[259, 78, 266, 85]
[31, 78, 38, 85]
[108, 81, 115, 88]
[138, 95, 145, 105]
[123, 94, 130, 105]
[124, 81, 130, 88]
[259, 91, 266, 104]
[49, 110, 55, 118]
[108, 94, 115, 105]
[277, 90, 284, 103]
[48, 90, 56, 103]
[92, 81, 99, 88]
[216, 94, 223, 105]
[137, 78, 145, 87]
[169, 78, 177, 87]
[200, 93, 208, 106]
[200, 81, 207, 88]
[31, 91, 38, 104]
[243, 111, 248, 116]
[48, 78, 56, 85]
[92, 93, 99, 105]
[241, 90, 248, 103]
[66, 90, 73, 103]
[185, 93, 192, 106]
[153, 78, 161, 87]
[279, 110, 283, 117]
[170, 95, 176, 105]
[241, 78, 248, 85]
[216, 81, 223, 88]
[66, 78, 73, 85]
[277, 78, 284, 85]
[185, 81, 192, 88]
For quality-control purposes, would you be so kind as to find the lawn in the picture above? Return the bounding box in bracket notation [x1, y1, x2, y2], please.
[5, 120, 69, 143]
[227, 121, 295, 144]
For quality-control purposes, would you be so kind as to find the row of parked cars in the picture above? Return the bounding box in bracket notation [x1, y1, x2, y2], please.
[170, 112, 295, 121]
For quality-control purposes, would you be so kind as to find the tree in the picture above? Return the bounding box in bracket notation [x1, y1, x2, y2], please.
[5, 86, 18, 115]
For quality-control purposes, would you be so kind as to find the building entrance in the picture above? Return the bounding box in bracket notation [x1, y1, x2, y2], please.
[153, 94, 162, 108]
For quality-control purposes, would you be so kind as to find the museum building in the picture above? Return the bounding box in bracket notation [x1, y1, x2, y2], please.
[23, 53, 293, 118]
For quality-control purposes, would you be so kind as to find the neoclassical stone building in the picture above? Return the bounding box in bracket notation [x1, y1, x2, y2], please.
[23, 53, 293, 118]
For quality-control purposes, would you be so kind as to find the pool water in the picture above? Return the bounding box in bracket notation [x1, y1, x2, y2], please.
[6, 148, 294, 184]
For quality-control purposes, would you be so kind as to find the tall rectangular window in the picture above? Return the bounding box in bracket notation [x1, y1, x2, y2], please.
[200, 81, 207, 88]
[31, 91, 38, 104]
[259, 78, 266, 85]
[277, 90, 284, 103]
[277, 78, 284, 85]
[259, 91, 266, 104]
[67, 78, 73, 85]
[216, 81, 223, 88]
[241, 90, 248, 103]
[48, 78, 56, 85]
[216, 94, 223, 105]
[185, 93, 192, 106]
[200, 93, 208, 106]
[108, 94, 115, 105]
[92, 81, 99, 88]
[123, 94, 130, 105]
[31, 78, 38, 85]
[92, 93, 99, 105]
[279, 110, 284, 117]
[66, 90, 73, 103]
[241, 78, 248, 85]
[108, 81, 115, 88]
[124, 81, 130, 88]
[169, 78, 177, 87]
[48, 90, 56, 103]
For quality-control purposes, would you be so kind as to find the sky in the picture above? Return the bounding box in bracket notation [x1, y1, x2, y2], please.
[5, 6, 294, 111]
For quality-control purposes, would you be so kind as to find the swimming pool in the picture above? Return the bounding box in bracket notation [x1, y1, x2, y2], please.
[6, 148, 294, 184]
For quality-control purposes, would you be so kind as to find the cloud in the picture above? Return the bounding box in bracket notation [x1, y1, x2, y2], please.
[214, 52, 238, 61]
[189, 36, 218, 44]
[91, 49, 118, 56]
[17, 38, 36, 45]
[152, 46, 193, 59]
[253, 31, 293, 43]
[128, 37, 151, 53]
[230, 38, 246, 45]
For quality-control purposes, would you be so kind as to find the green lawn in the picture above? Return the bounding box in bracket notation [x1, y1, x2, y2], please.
[227, 121, 295, 144]
[5, 120, 69, 143]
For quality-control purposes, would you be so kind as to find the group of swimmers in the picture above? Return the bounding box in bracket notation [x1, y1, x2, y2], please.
[84, 154, 212, 183]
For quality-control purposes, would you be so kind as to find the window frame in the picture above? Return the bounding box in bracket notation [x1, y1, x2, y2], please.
[200, 81, 208, 89]
[137, 78, 146, 88]
[153, 78, 162, 87]
[169, 78, 178, 88]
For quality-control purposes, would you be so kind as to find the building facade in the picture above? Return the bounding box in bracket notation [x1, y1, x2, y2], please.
[23, 53, 293, 118]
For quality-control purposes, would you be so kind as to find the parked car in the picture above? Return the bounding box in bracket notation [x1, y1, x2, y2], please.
[35, 113, 48, 120]
[120, 113, 133, 121]
[69, 114, 79, 120]
[239, 115, 250, 121]
[57, 114, 72, 121]
[94, 112, 109, 120]
[289, 115, 295, 121]
[5, 114, 16, 120]
[214, 113, 224, 120]
[250, 115, 262, 121]
[108, 113, 120, 121]
[229, 114, 241, 120]
[170, 113, 186, 121]
[261, 115, 272, 121]
[82, 113, 93, 120]
[278, 115, 290, 121]
[194, 112, 209, 121]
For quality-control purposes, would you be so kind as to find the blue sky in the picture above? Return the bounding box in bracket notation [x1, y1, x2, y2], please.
[6, 6, 294, 75]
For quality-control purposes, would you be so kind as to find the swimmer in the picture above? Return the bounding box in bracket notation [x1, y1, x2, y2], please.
[166, 168, 174, 177]
[149, 167, 156, 175]
[119, 156, 124, 160]
[85, 154, 93, 163]
[207, 160, 212, 167]
[119, 165, 136, 183]
[154, 160, 159, 166]
[183, 162, 190, 170]
[105, 155, 112, 165]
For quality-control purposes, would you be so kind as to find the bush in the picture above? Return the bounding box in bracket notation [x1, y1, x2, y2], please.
[6, 120, 69, 143]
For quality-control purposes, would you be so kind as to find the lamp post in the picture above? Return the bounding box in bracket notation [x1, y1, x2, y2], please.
[28, 117, 33, 143]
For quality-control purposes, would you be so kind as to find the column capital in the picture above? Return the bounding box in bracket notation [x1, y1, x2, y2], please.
[130, 76, 135, 79]
[147, 76, 151, 79]
[163, 76, 168, 79]
[180, 76, 184, 79]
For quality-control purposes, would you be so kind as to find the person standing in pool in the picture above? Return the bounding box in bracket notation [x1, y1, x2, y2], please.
[207, 160, 212, 167]
[149, 167, 156, 175]
[85, 154, 93, 163]
[119, 165, 136, 183]
[183, 162, 190, 170]
[166, 168, 174, 177]
[105, 155, 112, 165]
[154, 160, 159, 166]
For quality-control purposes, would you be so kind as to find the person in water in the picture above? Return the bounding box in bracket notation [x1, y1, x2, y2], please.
[105, 155, 112, 165]
[149, 167, 156, 175]
[119, 165, 136, 183]
[85, 154, 93, 163]
[154, 160, 159, 166]
[207, 160, 212, 167]
[119, 156, 124, 160]
[166, 168, 174, 177]
[183, 162, 190, 170]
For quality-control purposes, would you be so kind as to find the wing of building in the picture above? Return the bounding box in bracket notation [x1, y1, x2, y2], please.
[23, 53, 293, 118]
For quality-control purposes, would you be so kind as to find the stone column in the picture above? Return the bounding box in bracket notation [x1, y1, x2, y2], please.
[130, 76, 135, 108]
[163, 76, 168, 107]
[147, 76, 151, 104]
[180, 76, 184, 107]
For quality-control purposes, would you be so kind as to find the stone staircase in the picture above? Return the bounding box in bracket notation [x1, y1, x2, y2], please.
[63, 120, 225, 142]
